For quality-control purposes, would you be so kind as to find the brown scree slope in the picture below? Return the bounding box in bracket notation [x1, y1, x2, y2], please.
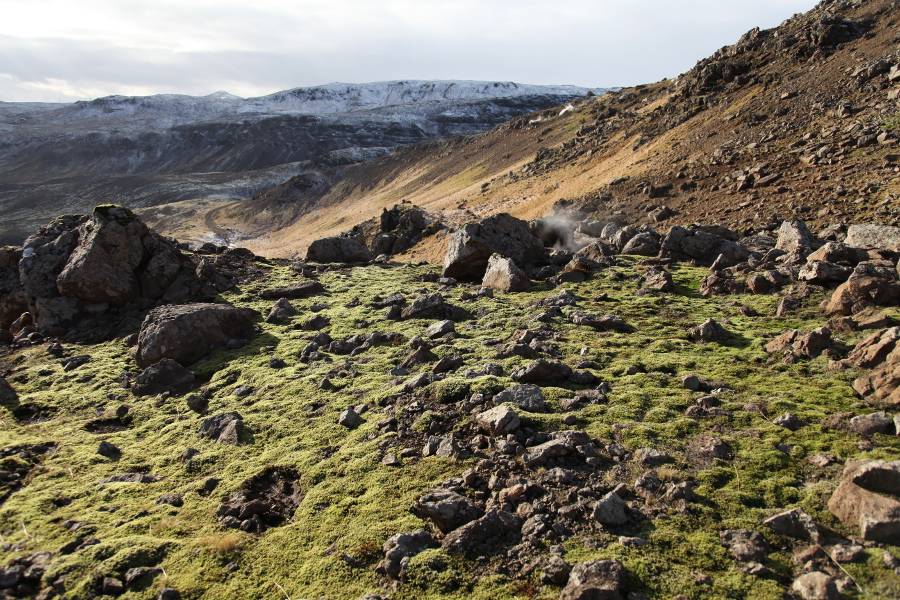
[144, 0, 900, 259]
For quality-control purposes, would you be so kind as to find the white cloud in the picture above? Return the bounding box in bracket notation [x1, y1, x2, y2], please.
[0, 0, 819, 102]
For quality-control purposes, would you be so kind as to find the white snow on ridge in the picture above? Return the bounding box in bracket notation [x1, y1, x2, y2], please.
[4, 80, 610, 130]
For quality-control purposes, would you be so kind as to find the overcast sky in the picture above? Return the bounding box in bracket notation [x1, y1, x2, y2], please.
[1, 0, 819, 103]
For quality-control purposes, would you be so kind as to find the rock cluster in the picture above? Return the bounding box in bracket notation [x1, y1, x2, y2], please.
[0, 206, 239, 338]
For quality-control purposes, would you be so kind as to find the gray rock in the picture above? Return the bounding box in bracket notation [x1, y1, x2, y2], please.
[306, 237, 372, 263]
[442, 213, 546, 280]
[132, 358, 195, 397]
[791, 572, 839, 600]
[690, 318, 730, 343]
[424, 320, 455, 339]
[511, 360, 573, 383]
[845, 224, 900, 251]
[198, 412, 243, 440]
[265, 298, 297, 324]
[541, 555, 572, 585]
[102, 577, 126, 595]
[400, 292, 470, 321]
[720, 529, 769, 563]
[776, 219, 813, 252]
[135, 303, 258, 368]
[493, 384, 546, 412]
[97, 440, 121, 458]
[659, 225, 748, 267]
[216, 419, 244, 445]
[846, 459, 900, 495]
[621, 233, 660, 256]
[481, 255, 532, 292]
[475, 405, 521, 435]
[637, 448, 672, 467]
[763, 508, 822, 543]
[560, 560, 627, 600]
[433, 354, 464, 374]
[592, 491, 628, 525]
[773, 412, 806, 431]
[402, 372, 436, 393]
[413, 489, 483, 534]
[441, 509, 521, 553]
[338, 406, 360, 428]
[640, 267, 674, 292]
[850, 412, 893, 435]
[156, 493, 184, 507]
[523, 439, 574, 467]
[56, 208, 149, 306]
[186, 395, 208, 413]
[376, 530, 436, 578]
[798, 261, 852, 285]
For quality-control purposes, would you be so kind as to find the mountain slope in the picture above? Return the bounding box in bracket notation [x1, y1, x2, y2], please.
[0, 81, 606, 245]
[200, 0, 899, 259]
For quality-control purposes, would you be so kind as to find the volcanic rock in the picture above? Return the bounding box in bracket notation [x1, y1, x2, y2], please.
[135, 303, 258, 368]
[442, 213, 546, 280]
[481, 255, 531, 292]
[306, 237, 372, 263]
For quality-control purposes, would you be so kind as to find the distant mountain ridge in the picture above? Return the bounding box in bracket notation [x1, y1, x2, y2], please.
[1, 80, 604, 131]
[0, 80, 609, 245]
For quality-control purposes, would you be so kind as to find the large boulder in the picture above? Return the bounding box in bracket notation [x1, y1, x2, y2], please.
[493, 384, 546, 412]
[13, 207, 235, 335]
[351, 205, 442, 256]
[828, 459, 900, 542]
[658, 226, 748, 267]
[806, 241, 868, 265]
[135, 303, 259, 367]
[306, 237, 372, 263]
[510, 360, 572, 383]
[621, 233, 660, 256]
[845, 225, 900, 251]
[481, 255, 531, 292]
[56, 206, 150, 305]
[442, 213, 546, 280]
[825, 262, 900, 315]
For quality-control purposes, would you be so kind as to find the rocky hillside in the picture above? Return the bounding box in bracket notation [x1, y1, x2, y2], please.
[190, 0, 900, 259]
[0, 81, 603, 247]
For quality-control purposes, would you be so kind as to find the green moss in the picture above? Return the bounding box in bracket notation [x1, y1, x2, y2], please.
[0, 261, 893, 599]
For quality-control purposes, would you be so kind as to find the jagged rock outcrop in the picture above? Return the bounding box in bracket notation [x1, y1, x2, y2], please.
[0, 206, 237, 335]
[658, 226, 748, 267]
[442, 213, 546, 280]
[350, 204, 444, 257]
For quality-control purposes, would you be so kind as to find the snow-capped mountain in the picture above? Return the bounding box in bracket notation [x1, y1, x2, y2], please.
[0, 80, 609, 245]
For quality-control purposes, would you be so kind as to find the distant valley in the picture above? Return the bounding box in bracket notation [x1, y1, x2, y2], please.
[0, 80, 605, 245]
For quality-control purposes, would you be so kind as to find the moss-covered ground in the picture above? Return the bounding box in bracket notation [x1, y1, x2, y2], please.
[1, 258, 899, 599]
